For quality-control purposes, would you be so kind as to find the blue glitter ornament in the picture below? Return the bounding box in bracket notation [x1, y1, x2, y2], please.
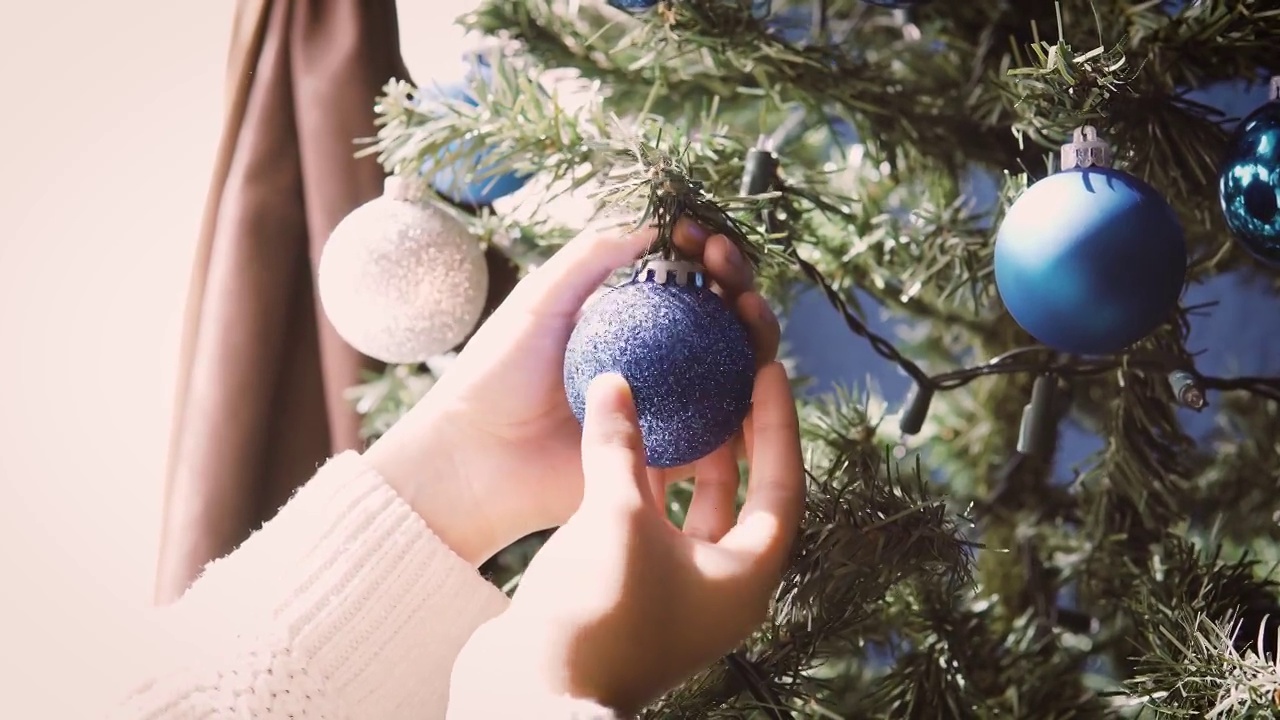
[419, 58, 531, 207]
[608, 0, 659, 13]
[995, 126, 1187, 355]
[1218, 79, 1280, 267]
[564, 258, 755, 468]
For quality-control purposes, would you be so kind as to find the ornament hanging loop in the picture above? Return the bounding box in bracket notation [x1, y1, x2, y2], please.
[1060, 126, 1113, 170]
[633, 257, 707, 288]
[1270, 75, 1279, 102]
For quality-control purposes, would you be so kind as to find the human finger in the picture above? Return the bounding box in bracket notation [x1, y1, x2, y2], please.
[507, 222, 657, 317]
[682, 444, 741, 543]
[729, 428, 749, 466]
[646, 468, 675, 524]
[701, 234, 754, 298]
[580, 374, 653, 514]
[671, 220, 754, 296]
[736, 291, 781, 369]
[658, 463, 696, 485]
[670, 216, 712, 256]
[718, 363, 805, 564]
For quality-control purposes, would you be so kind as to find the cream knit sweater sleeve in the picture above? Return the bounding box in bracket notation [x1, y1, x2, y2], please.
[110, 452, 621, 720]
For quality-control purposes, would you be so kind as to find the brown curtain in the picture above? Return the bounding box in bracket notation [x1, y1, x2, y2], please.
[154, 0, 409, 604]
[157, 0, 524, 605]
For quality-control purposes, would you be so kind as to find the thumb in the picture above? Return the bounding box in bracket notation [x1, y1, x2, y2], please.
[580, 374, 651, 513]
[506, 220, 657, 317]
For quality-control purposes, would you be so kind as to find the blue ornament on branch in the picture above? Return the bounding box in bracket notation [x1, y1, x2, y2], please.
[419, 57, 531, 207]
[1218, 77, 1280, 267]
[608, 0, 659, 13]
[564, 257, 755, 468]
[994, 126, 1187, 355]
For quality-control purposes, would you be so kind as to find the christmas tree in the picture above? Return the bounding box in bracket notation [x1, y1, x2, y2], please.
[327, 0, 1280, 716]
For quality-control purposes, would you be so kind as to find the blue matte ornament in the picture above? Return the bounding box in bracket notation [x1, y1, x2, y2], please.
[994, 126, 1187, 355]
[564, 258, 755, 468]
[608, 0, 659, 13]
[419, 59, 531, 207]
[1218, 78, 1280, 267]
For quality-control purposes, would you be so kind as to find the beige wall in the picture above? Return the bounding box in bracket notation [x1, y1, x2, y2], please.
[0, 1, 480, 712]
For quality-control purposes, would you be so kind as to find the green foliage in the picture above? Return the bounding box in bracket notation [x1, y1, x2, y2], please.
[355, 0, 1280, 715]
[345, 364, 436, 442]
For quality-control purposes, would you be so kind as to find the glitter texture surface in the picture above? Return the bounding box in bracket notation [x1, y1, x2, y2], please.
[564, 277, 755, 468]
[318, 195, 488, 364]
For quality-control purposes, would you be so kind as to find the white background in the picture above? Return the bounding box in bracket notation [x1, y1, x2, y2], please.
[0, 1, 480, 712]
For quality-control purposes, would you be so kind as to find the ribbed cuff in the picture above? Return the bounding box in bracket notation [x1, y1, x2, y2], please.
[178, 451, 510, 719]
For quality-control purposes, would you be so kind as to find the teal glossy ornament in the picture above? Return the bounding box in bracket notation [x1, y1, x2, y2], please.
[1218, 77, 1280, 267]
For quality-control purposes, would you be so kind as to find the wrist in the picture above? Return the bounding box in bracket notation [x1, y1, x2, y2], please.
[362, 412, 503, 566]
[452, 617, 631, 719]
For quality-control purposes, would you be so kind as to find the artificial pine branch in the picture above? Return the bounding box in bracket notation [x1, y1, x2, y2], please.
[646, 409, 974, 717]
[466, 0, 1016, 170]
[1186, 397, 1280, 545]
[1116, 537, 1280, 715]
[353, 0, 1280, 714]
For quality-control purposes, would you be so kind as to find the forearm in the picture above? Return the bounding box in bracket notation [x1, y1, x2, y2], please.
[445, 617, 630, 720]
[112, 453, 510, 720]
[365, 422, 631, 719]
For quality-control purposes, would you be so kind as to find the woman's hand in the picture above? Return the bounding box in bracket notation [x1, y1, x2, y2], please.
[449, 364, 805, 716]
[363, 218, 782, 565]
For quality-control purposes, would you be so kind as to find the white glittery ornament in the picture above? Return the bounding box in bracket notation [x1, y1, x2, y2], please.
[318, 176, 489, 364]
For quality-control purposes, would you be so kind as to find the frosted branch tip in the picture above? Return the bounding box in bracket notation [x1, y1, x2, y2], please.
[1060, 126, 1112, 170]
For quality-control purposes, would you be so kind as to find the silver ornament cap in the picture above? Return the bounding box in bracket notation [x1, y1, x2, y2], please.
[631, 257, 707, 288]
[318, 177, 489, 364]
[1060, 125, 1113, 170]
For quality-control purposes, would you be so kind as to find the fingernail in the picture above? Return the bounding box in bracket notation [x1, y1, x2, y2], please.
[722, 239, 744, 268]
[588, 373, 632, 404]
[756, 296, 776, 322]
[678, 217, 711, 242]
